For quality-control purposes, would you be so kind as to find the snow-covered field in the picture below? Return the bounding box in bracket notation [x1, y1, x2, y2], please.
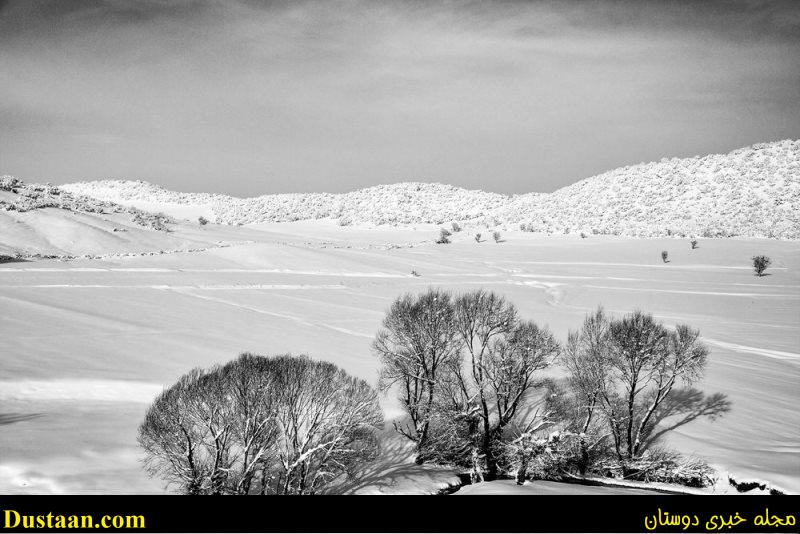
[1, 219, 797, 494]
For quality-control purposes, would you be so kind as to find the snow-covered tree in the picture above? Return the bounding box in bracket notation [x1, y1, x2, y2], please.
[373, 289, 461, 463]
[451, 290, 559, 479]
[138, 353, 383, 494]
[556, 308, 613, 474]
[373, 289, 558, 477]
[564, 309, 718, 477]
[269, 356, 383, 494]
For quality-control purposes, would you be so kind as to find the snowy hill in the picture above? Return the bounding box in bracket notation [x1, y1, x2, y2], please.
[52, 139, 800, 239]
[505, 140, 799, 238]
[0, 177, 215, 259]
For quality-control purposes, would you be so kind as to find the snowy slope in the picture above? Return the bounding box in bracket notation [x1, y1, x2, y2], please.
[0, 178, 226, 258]
[1, 228, 797, 493]
[506, 140, 799, 238]
[60, 140, 799, 239]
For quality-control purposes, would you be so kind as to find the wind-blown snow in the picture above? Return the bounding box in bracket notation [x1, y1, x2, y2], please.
[61, 140, 799, 239]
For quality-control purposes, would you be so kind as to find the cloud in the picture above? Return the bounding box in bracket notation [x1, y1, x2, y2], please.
[0, 0, 798, 194]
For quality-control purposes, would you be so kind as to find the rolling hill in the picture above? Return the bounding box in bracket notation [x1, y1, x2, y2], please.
[1, 139, 797, 255]
[60, 140, 799, 239]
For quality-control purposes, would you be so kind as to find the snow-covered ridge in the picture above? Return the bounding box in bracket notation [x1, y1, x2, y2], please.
[61, 139, 800, 238]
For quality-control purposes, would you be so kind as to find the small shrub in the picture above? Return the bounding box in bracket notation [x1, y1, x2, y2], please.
[492, 231, 502, 243]
[131, 211, 173, 232]
[728, 477, 767, 493]
[752, 255, 771, 276]
[0, 254, 24, 264]
[436, 228, 452, 244]
[198, 216, 209, 226]
[0, 176, 21, 191]
[580, 232, 587, 239]
[474, 233, 482, 243]
[661, 250, 669, 263]
[613, 449, 717, 488]
[690, 239, 698, 249]
[451, 222, 462, 233]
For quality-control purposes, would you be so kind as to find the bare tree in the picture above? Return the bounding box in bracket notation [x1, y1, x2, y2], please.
[752, 255, 771, 276]
[452, 290, 559, 479]
[557, 308, 612, 474]
[557, 308, 729, 482]
[269, 355, 383, 494]
[451, 290, 516, 479]
[138, 354, 382, 494]
[374, 289, 559, 477]
[421, 366, 480, 470]
[373, 289, 460, 463]
[567, 310, 713, 475]
[139, 369, 210, 494]
[216, 354, 281, 494]
[484, 321, 558, 436]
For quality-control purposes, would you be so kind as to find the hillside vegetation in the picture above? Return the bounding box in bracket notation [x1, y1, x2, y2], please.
[0, 177, 214, 259]
[36, 139, 800, 239]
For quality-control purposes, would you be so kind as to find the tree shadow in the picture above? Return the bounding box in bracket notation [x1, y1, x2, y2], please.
[0, 412, 44, 426]
[640, 388, 731, 452]
[329, 424, 461, 495]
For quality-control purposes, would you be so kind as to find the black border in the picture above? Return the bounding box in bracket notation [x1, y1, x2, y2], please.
[0, 495, 797, 533]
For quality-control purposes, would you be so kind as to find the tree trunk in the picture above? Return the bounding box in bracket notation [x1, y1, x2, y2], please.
[479, 396, 498, 480]
[186, 479, 202, 495]
[482, 425, 497, 480]
[414, 419, 429, 464]
[470, 448, 484, 484]
[578, 436, 589, 476]
[515, 441, 528, 485]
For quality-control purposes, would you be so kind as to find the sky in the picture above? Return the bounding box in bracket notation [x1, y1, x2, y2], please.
[1, 0, 799, 196]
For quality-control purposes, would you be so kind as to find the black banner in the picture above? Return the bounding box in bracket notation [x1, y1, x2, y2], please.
[0, 495, 796, 533]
